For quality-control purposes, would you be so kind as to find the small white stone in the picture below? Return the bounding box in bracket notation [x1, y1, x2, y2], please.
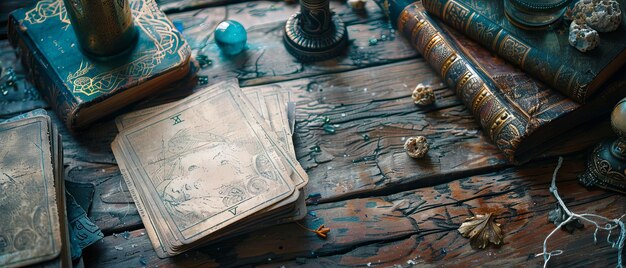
[404, 136, 429, 159]
[411, 83, 435, 106]
[568, 21, 600, 52]
[572, 0, 622, 32]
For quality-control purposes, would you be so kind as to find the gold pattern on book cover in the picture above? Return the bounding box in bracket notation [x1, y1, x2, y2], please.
[24, 0, 191, 97]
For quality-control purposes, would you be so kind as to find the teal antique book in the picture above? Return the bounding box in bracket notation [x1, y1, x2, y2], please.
[8, 0, 192, 130]
[422, 0, 626, 103]
[381, 0, 626, 163]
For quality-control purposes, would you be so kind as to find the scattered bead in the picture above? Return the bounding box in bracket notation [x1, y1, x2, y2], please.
[404, 136, 429, 159]
[214, 20, 248, 56]
[323, 124, 336, 134]
[196, 54, 213, 68]
[368, 38, 378, 46]
[411, 83, 435, 106]
[198, 76, 209, 85]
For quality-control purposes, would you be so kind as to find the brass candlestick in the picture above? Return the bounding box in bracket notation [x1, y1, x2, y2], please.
[579, 97, 626, 194]
[62, 0, 138, 57]
[283, 0, 349, 62]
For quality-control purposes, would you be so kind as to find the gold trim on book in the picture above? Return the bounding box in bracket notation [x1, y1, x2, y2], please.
[398, 10, 410, 33]
[440, 53, 458, 78]
[423, 35, 442, 61]
[554, 65, 564, 87]
[489, 109, 514, 141]
[456, 71, 473, 95]
[492, 29, 503, 51]
[470, 84, 491, 115]
[498, 35, 531, 68]
[442, 0, 453, 21]
[411, 18, 428, 44]
[464, 13, 475, 33]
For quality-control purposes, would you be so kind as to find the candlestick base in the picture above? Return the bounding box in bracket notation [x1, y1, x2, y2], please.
[283, 12, 348, 62]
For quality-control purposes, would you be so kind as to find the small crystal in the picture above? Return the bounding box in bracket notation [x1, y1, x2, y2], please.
[198, 76, 209, 85]
[310, 145, 321, 153]
[323, 124, 336, 134]
[214, 20, 248, 56]
[196, 54, 213, 68]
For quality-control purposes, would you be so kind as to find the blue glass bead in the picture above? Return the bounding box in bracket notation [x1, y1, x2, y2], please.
[214, 20, 247, 56]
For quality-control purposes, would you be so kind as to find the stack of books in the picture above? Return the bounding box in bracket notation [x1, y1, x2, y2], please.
[111, 80, 308, 257]
[382, 0, 626, 164]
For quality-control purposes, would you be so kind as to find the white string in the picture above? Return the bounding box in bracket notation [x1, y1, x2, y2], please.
[538, 157, 625, 268]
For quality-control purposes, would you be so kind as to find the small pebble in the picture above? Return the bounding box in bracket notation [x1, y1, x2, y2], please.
[368, 38, 378, 46]
[114, 246, 123, 251]
[404, 136, 429, 159]
[412, 83, 436, 106]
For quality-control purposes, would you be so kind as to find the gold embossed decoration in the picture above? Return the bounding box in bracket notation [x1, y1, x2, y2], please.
[458, 212, 504, 249]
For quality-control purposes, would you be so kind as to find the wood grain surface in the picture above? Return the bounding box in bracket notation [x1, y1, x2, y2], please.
[0, 0, 623, 267]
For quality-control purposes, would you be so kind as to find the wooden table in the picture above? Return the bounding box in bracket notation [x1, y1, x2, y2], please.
[1, 0, 624, 267]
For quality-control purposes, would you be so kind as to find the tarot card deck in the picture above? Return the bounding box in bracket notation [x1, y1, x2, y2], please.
[112, 80, 308, 257]
[0, 110, 72, 267]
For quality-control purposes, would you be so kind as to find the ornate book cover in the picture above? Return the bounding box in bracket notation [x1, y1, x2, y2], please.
[422, 0, 626, 103]
[382, 0, 626, 163]
[7, 0, 192, 130]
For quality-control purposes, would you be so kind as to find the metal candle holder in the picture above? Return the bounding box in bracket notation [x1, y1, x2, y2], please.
[62, 0, 138, 58]
[579, 97, 626, 194]
[283, 0, 349, 62]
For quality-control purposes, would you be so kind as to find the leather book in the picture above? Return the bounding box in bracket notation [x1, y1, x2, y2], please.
[381, 0, 626, 164]
[421, 0, 626, 103]
[7, 0, 192, 130]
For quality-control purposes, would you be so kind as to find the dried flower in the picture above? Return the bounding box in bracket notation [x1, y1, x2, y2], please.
[458, 213, 504, 249]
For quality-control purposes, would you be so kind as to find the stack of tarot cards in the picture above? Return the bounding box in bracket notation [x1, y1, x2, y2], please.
[0, 110, 72, 267]
[112, 80, 308, 257]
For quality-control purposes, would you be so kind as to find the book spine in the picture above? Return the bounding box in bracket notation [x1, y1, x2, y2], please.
[422, 0, 591, 103]
[388, 0, 528, 163]
[8, 14, 79, 130]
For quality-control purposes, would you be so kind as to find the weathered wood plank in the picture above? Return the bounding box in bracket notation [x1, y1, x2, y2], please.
[181, 18, 412, 87]
[62, 59, 613, 234]
[83, 156, 626, 267]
